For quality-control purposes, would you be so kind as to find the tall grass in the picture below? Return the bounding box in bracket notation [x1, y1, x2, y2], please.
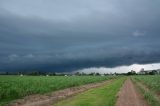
[132, 75, 160, 106]
[133, 75, 160, 93]
[0, 75, 113, 105]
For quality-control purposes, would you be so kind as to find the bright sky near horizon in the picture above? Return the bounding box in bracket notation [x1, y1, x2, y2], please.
[76, 63, 160, 74]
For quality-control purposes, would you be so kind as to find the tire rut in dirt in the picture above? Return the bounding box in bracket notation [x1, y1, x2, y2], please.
[116, 78, 148, 106]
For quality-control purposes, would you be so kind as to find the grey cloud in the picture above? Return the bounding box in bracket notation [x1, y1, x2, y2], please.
[0, 0, 160, 72]
[133, 30, 145, 37]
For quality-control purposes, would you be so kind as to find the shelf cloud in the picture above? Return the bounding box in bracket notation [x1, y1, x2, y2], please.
[0, 0, 160, 72]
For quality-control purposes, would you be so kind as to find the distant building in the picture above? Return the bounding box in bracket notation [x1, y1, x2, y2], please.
[140, 68, 144, 71]
[138, 68, 148, 74]
[138, 69, 160, 75]
[156, 69, 160, 74]
[138, 70, 149, 74]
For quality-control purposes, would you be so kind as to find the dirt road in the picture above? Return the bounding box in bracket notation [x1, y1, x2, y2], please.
[8, 79, 113, 106]
[116, 78, 148, 106]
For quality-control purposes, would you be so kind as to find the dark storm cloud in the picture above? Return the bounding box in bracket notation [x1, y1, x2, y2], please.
[0, 0, 160, 72]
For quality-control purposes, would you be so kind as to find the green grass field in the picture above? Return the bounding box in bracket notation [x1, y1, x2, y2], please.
[0, 75, 113, 105]
[133, 75, 160, 93]
[132, 75, 160, 106]
[54, 77, 126, 106]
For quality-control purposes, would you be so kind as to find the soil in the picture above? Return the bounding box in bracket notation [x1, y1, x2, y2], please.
[116, 78, 149, 106]
[7, 79, 113, 106]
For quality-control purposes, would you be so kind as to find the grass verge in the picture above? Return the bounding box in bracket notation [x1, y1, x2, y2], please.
[53, 77, 126, 106]
[131, 77, 160, 106]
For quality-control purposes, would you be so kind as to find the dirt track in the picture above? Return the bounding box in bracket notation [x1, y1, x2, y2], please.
[116, 78, 148, 106]
[7, 79, 113, 106]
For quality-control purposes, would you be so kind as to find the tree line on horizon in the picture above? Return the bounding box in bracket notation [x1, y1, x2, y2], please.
[0, 70, 159, 76]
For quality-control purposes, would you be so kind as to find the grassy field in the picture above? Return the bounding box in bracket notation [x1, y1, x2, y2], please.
[53, 77, 126, 106]
[0, 75, 113, 105]
[132, 75, 160, 106]
[133, 75, 160, 93]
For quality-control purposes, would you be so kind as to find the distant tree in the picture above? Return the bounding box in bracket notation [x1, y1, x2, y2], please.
[48, 72, 56, 76]
[127, 70, 136, 75]
[88, 72, 95, 76]
[57, 73, 65, 76]
[28, 71, 46, 76]
[149, 70, 157, 75]
[131, 70, 136, 75]
[5, 72, 9, 75]
[149, 71, 154, 75]
[114, 72, 117, 75]
[104, 73, 109, 76]
[81, 72, 87, 76]
[75, 72, 81, 76]
[95, 72, 100, 76]
[17, 71, 24, 75]
[127, 72, 132, 75]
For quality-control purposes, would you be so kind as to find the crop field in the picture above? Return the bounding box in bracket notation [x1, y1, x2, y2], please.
[133, 75, 160, 93]
[0, 75, 113, 105]
[132, 75, 160, 106]
[2, 75, 159, 106]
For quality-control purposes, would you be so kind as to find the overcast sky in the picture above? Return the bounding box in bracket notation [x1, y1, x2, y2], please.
[0, 0, 160, 73]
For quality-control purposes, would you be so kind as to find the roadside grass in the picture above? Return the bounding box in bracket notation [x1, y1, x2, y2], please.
[132, 76, 160, 106]
[0, 75, 114, 105]
[53, 77, 126, 106]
